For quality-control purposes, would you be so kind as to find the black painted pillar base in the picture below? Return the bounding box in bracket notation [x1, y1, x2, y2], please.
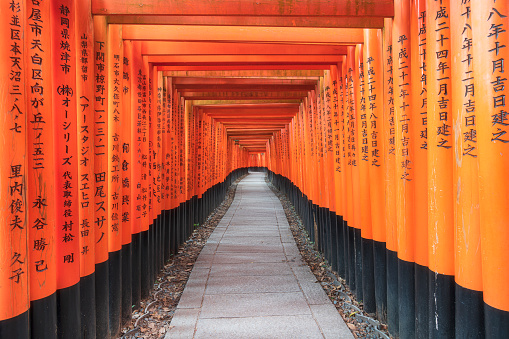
[131, 232, 142, 309]
[0, 311, 29, 339]
[80, 273, 96, 339]
[415, 263, 429, 338]
[456, 284, 484, 339]
[140, 230, 150, 299]
[428, 271, 455, 338]
[95, 260, 109, 339]
[329, 212, 338, 272]
[57, 282, 81, 339]
[163, 210, 171, 263]
[108, 250, 122, 337]
[346, 221, 355, 289]
[361, 237, 376, 314]
[398, 259, 415, 338]
[336, 215, 346, 277]
[121, 243, 132, 326]
[373, 240, 387, 323]
[485, 303, 509, 338]
[387, 249, 399, 338]
[354, 228, 363, 301]
[31, 292, 57, 339]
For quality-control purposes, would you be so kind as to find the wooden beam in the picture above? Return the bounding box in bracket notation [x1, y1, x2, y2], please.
[141, 41, 348, 55]
[218, 120, 291, 125]
[147, 55, 341, 64]
[162, 70, 323, 77]
[180, 91, 308, 99]
[108, 15, 385, 28]
[122, 25, 364, 44]
[158, 65, 330, 70]
[93, 0, 394, 17]
[176, 84, 315, 92]
[174, 78, 317, 85]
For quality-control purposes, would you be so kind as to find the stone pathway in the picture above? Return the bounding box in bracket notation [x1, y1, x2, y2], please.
[166, 172, 354, 339]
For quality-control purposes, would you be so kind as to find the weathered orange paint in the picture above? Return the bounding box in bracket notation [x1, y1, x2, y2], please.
[426, 0, 454, 276]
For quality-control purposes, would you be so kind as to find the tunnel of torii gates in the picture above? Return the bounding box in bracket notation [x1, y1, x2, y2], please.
[0, 0, 508, 338]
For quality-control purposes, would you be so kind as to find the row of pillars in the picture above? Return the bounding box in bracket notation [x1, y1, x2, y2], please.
[0, 0, 257, 338]
[266, 1, 508, 338]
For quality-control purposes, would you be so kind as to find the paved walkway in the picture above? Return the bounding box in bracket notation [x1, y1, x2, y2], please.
[166, 173, 354, 339]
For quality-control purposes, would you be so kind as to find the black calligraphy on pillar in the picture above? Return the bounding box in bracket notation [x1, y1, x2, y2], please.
[57, 3, 76, 264]
[366, 56, 381, 167]
[8, 0, 26, 288]
[418, 10, 428, 150]
[359, 60, 369, 163]
[488, 3, 507, 143]
[434, 5, 452, 149]
[111, 53, 121, 233]
[27, 0, 50, 278]
[398, 34, 412, 181]
[347, 67, 357, 166]
[94, 39, 107, 244]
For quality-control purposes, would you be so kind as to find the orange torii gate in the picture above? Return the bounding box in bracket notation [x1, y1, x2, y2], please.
[2, 0, 509, 339]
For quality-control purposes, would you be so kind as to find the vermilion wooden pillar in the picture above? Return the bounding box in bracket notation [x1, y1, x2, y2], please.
[451, 2, 484, 338]
[121, 39, 133, 326]
[146, 60, 155, 290]
[323, 71, 336, 270]
[392, 1, 416, 336]
[93, 15, 109, 339]
[364, 28, 387, 323]
[107, 23, 123, 338]
[51, 0, 81, 336]
[352, 45, 363, 301]
[26, 0, 58, 337]
[357, 42, 376, 313]
[409, 0, 429, 336]
[383, 17, 399, 337]
[331, 63, 347, 278]
[76, 0, 96, 336]
[130, 40, 143, 309]
[161, 76, 169, 262]
[140, 55, 150, 299]
[0, 1, 29, 337]
[340, 57, 350, 285]
[153, 68, 163, 274]
[426, 1, 455, 336]
[344, 50, 356, 290]
[472, 1, 509, 336]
